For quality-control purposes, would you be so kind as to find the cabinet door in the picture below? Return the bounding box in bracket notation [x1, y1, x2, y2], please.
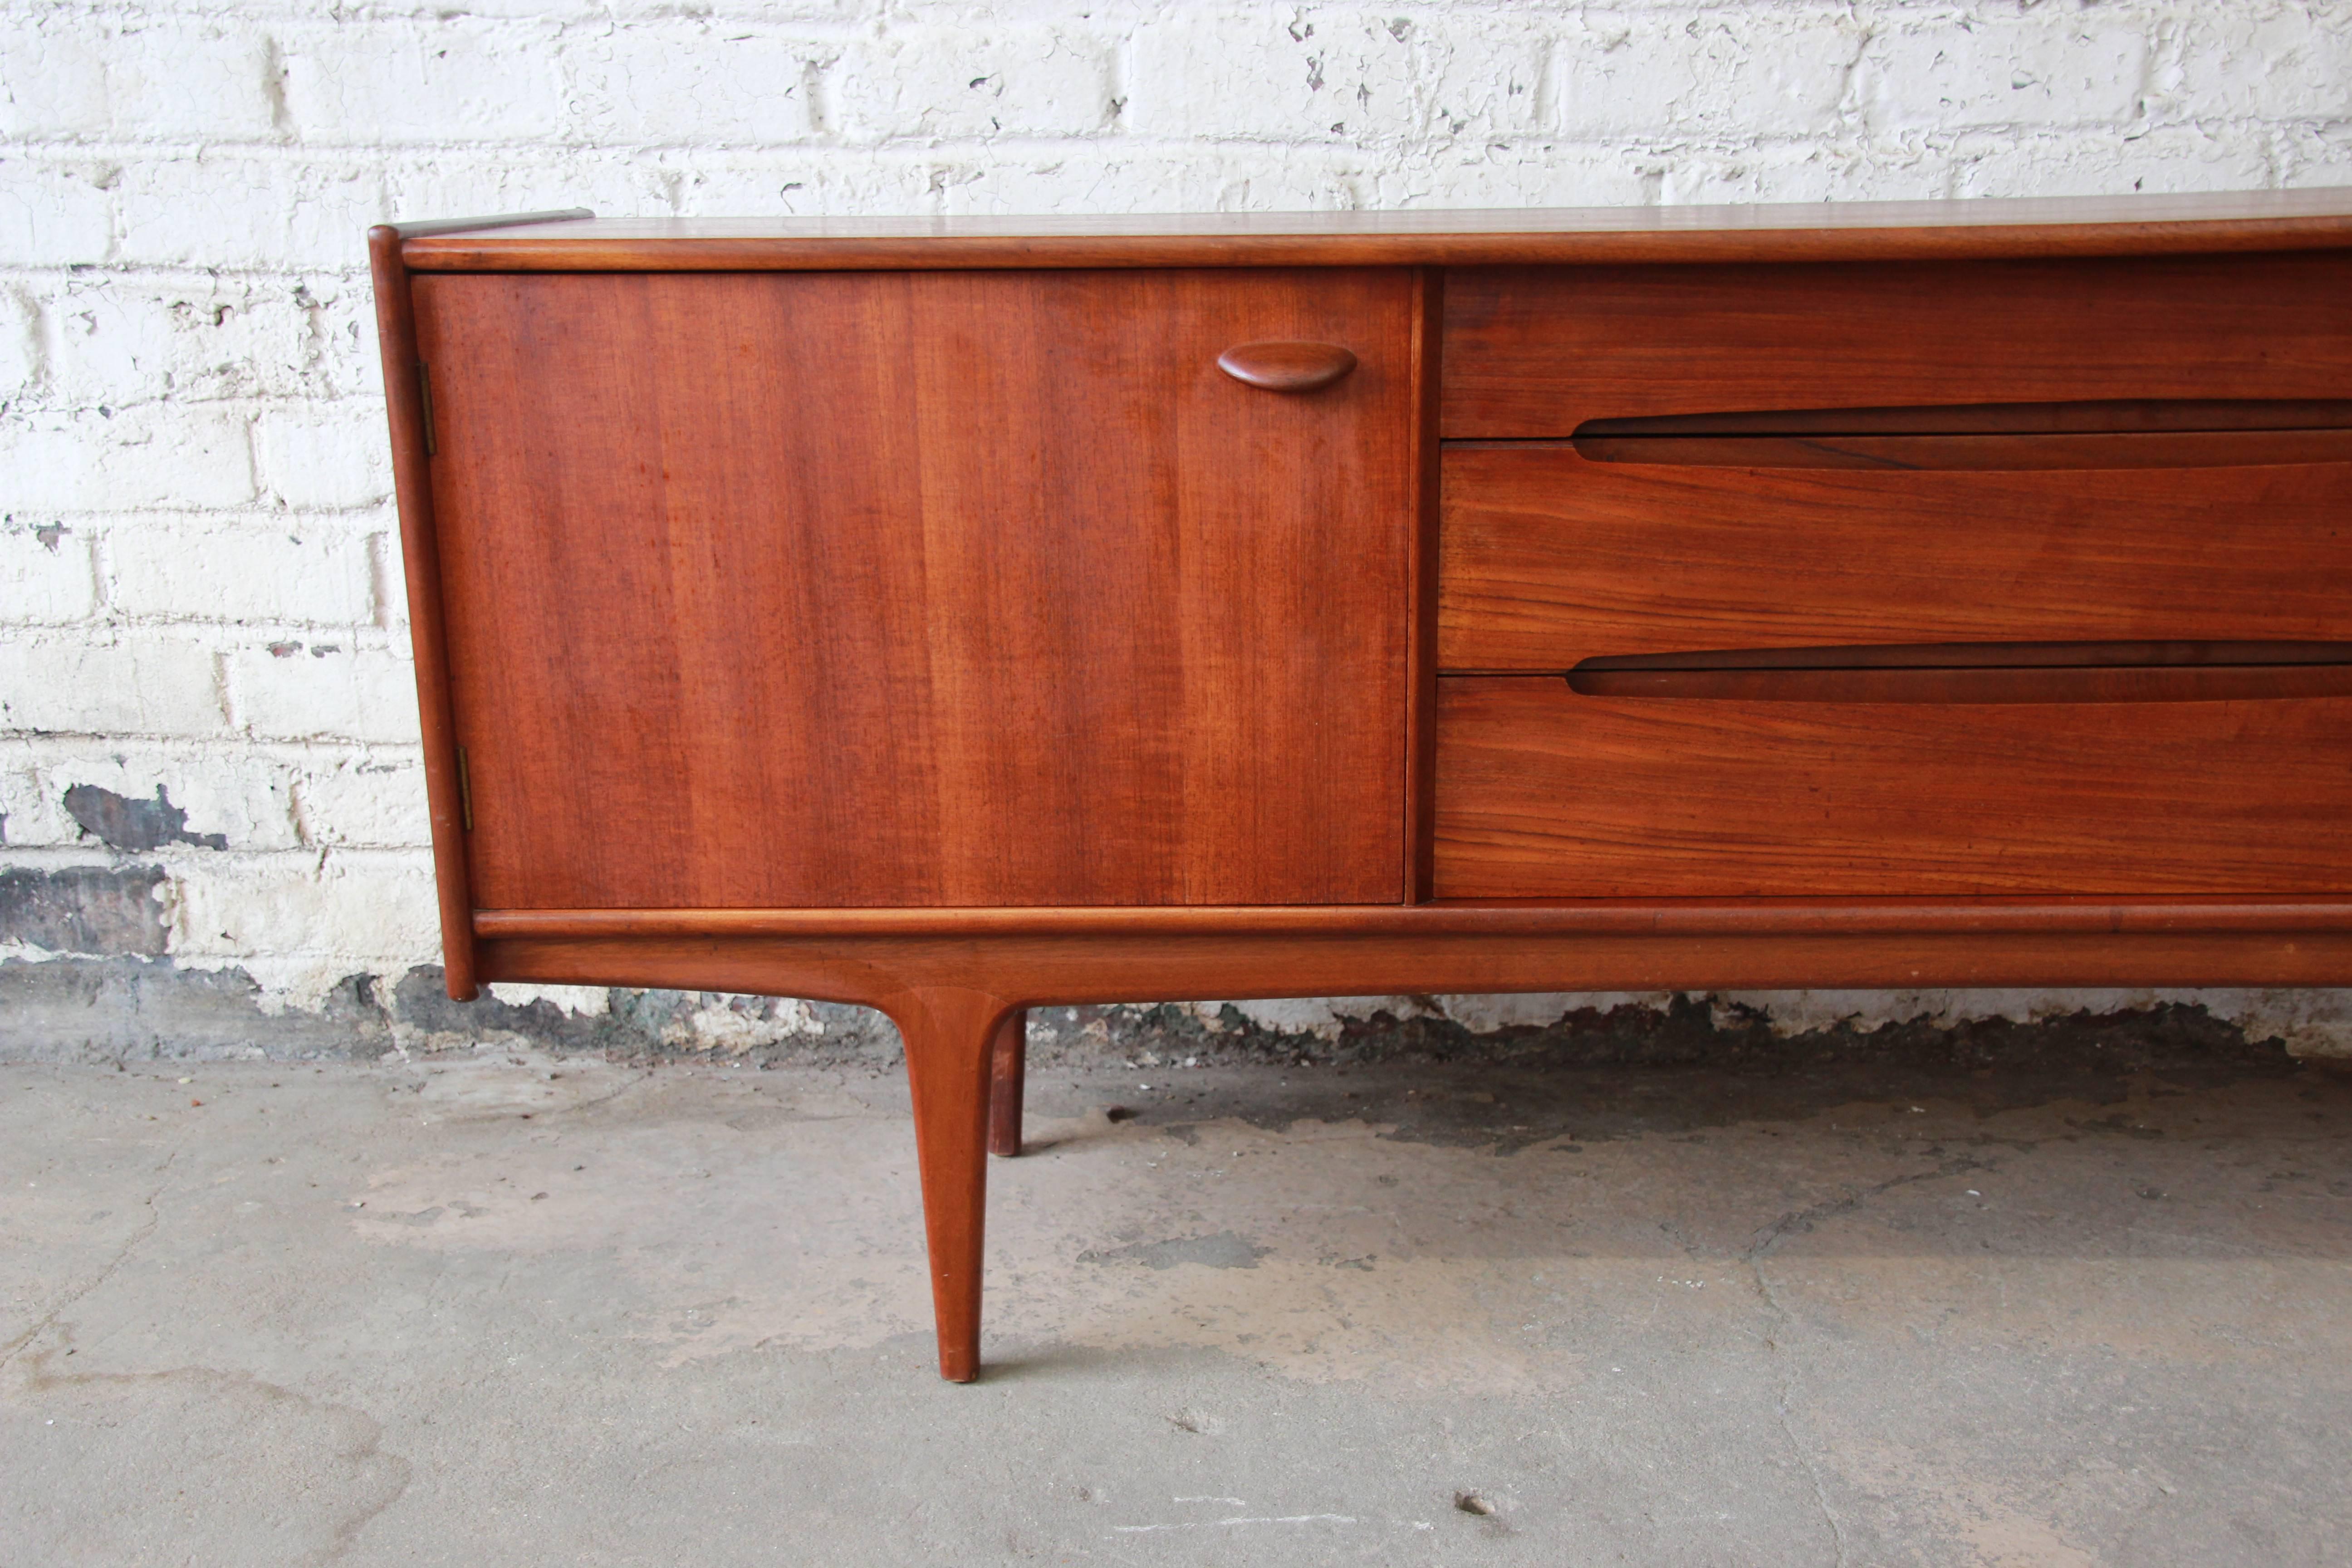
[413, 269, 1418, 909]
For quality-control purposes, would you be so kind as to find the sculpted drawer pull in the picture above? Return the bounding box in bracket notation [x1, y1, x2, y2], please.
[1567, 399, 2352, 470]
[1216, 341, 1358, 392]
[1566, 640, 2352, 704]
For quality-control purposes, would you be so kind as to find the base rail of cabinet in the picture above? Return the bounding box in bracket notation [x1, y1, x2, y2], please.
[470, 911, 2352, 1382]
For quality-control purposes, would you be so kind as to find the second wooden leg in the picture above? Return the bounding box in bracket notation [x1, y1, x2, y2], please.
[887, 986, 1011, 1383]
[987, 1008, 1029, 1157]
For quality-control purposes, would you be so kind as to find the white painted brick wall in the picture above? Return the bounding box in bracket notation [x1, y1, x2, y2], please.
[2, 0, 2349, 1034]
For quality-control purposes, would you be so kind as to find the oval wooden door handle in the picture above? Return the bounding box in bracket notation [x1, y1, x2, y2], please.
[1216, 341, 1359, 393]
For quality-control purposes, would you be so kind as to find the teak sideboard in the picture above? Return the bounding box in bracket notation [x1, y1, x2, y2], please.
[370, 189, 2352, 1381]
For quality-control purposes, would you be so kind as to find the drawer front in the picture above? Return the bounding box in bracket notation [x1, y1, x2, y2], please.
[1440, 447, 2352, 671]
[1442, 253, 2352, 437]
[1435, 678, 2352, 899]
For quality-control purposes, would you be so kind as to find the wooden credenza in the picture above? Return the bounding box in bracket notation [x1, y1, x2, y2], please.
[370, 191, 2352, 1380]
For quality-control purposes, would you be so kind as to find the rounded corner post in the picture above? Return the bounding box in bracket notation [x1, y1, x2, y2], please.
[367, 220, 480, 1001]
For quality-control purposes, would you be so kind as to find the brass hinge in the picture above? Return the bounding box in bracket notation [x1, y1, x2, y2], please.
[455, 745, 474, 832]
[417, 362, 438, 456]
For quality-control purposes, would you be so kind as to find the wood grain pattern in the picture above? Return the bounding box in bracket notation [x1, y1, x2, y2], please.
[472, 923, 2352, 1014]
[414, 269, 1416, 909]
[366, 225, 480, 1000]
[1439, 448, 2352, 671]
[1403, 269, 1444, 901]
[397, 186, 2352, 272]
[1443, 254, 2352, 436]
[470, 899, 2352, 941]
[1434, 678, 2352, 899]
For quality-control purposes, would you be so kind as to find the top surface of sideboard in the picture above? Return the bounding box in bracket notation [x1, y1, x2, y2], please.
[392, 187, 2352, 270]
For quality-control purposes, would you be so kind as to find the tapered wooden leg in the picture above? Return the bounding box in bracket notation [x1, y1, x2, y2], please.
[987, 1008, 1029, 1158]
[886, 986, 1012, 1383]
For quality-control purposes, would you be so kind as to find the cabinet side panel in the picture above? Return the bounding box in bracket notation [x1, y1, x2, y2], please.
[414, 270, 1412, 908]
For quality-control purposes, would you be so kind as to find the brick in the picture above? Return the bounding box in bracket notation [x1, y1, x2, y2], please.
[374, 532, 409, 634]
[378, 148, 664, 235]
[48, 273, 384, 409]
[835, 26, 1112, 141]
[325, 0, 859, 18]
[1122, 11, 1377, 139]
[110, 156, 378, 272]
[1858, 17, 2149, 133]
[103, 19, 279, 142]
[0, 744, 41, 841]
[292, 753, 432, 849]
[0, 160, 115, 268]
[108, 519, 376, 627]
[0, 520, 98, 624]
[0, 284, 39, 399]
[665, 153, 942, 217]
[1360, 142, 1653, 211]
[51, 276, 329, 409]
[0, 406, 256, 511]
[1553, 11, 1864, 138]
[943, 146, 1373, 216]
[0, 15, 275, 145]
[564, 26, 821, 146]
[6, 742, 299, 852]
[256, 406, 392, 511]
[1125, 10, 1546, 144]
[2169, 7, 2352, 122]
[0, 16, 109, 141]
[1947, 125, 2276, 201]
[1641, 143, 1939, 208]
[167, 847, 440, 965]
[2275, 123, 2352, 188]
[226, 640, 421, 745]
[0, 863, 169, 956]
[0, 633, 226, 738]
[279, 19, 567, 144]
[1406, 17, 1550, 142]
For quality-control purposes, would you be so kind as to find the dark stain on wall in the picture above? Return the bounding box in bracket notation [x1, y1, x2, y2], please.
[0, 946, 2319, 1112]
[0, 958, 390, 1062]
[0, 866, 169, 955]
[63, 784, 228, 853]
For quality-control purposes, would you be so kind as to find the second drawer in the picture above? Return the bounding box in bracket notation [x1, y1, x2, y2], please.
[1440, 445, 2352, 671]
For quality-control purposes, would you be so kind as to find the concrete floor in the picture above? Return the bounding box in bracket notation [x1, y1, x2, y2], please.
[4, 1039, 2350, 1565]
